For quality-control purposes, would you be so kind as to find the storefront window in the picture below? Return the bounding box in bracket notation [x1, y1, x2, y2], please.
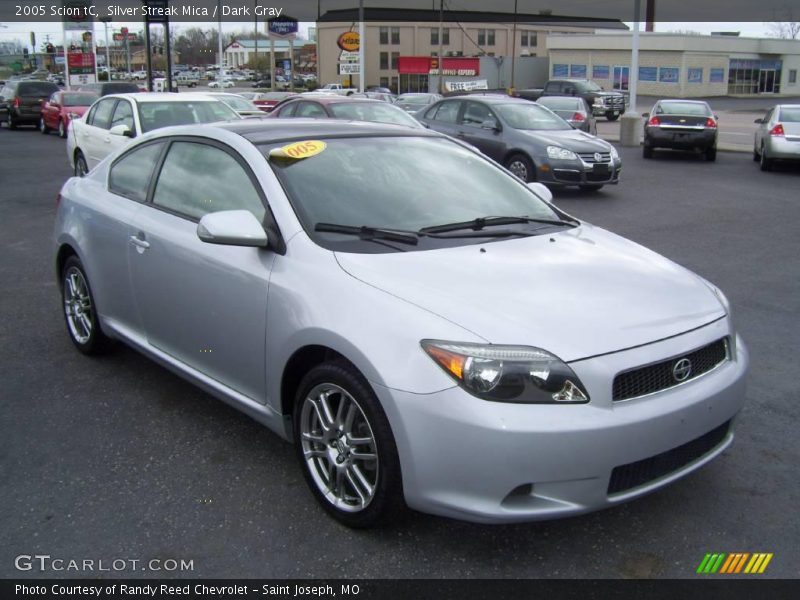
[728, 59, 782, 94]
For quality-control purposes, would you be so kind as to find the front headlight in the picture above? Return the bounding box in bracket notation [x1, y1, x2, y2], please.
[609, 145, 619, 160]
[546, 146, 577, 160]
[421, 340, 589, 404]
[593, 98, 604, 107]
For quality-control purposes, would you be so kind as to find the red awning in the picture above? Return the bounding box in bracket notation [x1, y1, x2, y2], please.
[397, 56, 480, 76]
[397, 56, 432, 75]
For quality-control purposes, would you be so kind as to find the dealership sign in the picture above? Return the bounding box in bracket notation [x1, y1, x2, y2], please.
[337, 31, 360, 52]
[339, 63, 361, 75]
[268, 16, 298, 38]
[398, 56, 480, 76]
[445, 79, 488, 92]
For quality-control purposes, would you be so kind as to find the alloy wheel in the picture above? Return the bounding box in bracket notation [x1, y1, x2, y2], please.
[508, 160, 529, 181]
[63, 266, 93, 345]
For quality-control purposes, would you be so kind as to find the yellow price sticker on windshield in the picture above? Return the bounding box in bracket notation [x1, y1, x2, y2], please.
[269, 140, 327, 160]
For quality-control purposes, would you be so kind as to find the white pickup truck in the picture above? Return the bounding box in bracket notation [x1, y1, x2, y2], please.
[320, 83, 357, 96]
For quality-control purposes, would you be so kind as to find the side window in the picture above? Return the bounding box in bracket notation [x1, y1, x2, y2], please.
[277, 102, 297, 117]
[152, 142, 266, 222]
[108, 142, 164, 202]
[433, 101, 460, 124]
[294, 102, 326, 118]
[90, 99, 117, 130]
[545, 82, 561, 93]
[563, 85, 576, 95]
[461, 102, 492, 126]
[110, 100, 134, 132]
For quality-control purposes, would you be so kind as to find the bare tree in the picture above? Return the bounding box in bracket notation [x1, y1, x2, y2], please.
[766, 21, 800, 39]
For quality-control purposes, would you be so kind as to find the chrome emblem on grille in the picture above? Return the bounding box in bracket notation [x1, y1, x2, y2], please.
[594, 152, 602, 162]
[672, 358, 692, 382]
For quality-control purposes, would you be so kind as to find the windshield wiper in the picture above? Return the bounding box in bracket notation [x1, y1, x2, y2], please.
[314, 223, 419, 245]
[419, 215, 577, 234]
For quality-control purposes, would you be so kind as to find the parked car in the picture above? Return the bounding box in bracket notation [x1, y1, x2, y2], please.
[251, 79, 272, 88]
[67, 93, 240, 176]
[269, 96, 424, 128]
[175, 73, 200, 87]
[0, 80, 60, 129]
[418, 95, 620, 190]
[77, 82, 142, 97]
[516, 79, 627, 121]
[753, 104, 800, 171]
[350, 92, 397, 103]
[642, 99, 718, 161]
[394, 93, 443, 114]
[366, 86, 393, 94]
[53, 119, 747, 527]
[40, 90, 99, 138]
[319, 83, 358, 96]
[248, 91, 298, 112]
[130, 70, 148, 80]
[201, 92, 265, 118]
[208, 79, 235, 89]
[535, 96, 597, 135]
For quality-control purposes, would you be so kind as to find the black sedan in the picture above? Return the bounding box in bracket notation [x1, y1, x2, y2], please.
[417, 95, 621, 191]
[642, 100, 718, 161]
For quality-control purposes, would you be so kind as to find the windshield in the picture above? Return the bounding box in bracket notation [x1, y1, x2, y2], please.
[495, 103, 572, 131]
[63, 93, 98, 106]
[137, 101, 239, 132]
[538, 97, 581, 110]
[580, 81, 602, 92]
[329, 102, 420, 127]
[263, 136, 560, 251]
[778, 107, 800, 122]
[656, 102, 712, 116]
[396, 95, 431, 105]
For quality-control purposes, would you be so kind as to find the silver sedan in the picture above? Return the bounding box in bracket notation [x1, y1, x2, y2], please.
[54, 119, 747, 527]
[753, 104, 800, 171]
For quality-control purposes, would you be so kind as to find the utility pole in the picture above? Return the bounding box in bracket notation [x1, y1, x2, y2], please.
[358, 0, 365, 92]
[99, 17, 111, 79]
[510, 0, 518, 91]
[438, 0, 444, 93]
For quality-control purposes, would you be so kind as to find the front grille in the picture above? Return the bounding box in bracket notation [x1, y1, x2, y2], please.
[612, 338, 728, 401]
[604, 96, 625, 108]
[608, 420, 730, 495]
[578, 152, 612, 164]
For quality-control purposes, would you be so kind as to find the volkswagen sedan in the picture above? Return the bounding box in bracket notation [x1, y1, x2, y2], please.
[54, 120, 747, 527]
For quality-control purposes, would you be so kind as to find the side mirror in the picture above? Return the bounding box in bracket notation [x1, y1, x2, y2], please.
[641, 112, 649, 118]
[197, 210, 269, 247]
[527, 181, 553, 203]
[109, 124, 133, 137]
[714, 114, 719, 120]
[481, 118, 500, 131]
[754, 118, 763, 124]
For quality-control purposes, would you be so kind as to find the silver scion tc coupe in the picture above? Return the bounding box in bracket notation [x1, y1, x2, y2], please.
[54, 120, 748, 527]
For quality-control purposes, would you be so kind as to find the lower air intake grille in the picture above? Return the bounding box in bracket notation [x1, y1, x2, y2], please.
[612, 338, 728, 401]
[607, 420, 730, 495]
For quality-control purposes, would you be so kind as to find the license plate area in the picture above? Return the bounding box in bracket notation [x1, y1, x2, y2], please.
[593, 163, 610, 174]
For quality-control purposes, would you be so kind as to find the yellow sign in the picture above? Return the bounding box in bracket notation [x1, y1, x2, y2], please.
[269, 140, 327, 160]
[337, 31, 360, 52]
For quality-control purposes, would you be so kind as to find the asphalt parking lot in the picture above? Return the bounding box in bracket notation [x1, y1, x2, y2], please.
[1, 125, 798, 579]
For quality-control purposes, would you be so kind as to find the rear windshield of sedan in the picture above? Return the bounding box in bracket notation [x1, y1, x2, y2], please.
[656, 102, 712, 116]
[537, 97, 583, 110]
[495, 103, 572, 130]
[778, 107, 800, 122]
[328, 102, 420, 127]
[18, 82, 59, 96]
[63, 93, 98, 106]
[137, 101, 238, 132]
[262, 136, 559, 245]
[396, 95, 433, 105]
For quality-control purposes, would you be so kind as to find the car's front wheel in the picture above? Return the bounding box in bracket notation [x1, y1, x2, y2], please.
[293, 361, 405, 528]
[606, 112, 620, 121]
[505, 153, 534, 182]
[61, 255, 111, 355]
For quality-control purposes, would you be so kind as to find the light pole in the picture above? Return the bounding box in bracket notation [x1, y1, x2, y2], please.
[99, 17, 111, 79]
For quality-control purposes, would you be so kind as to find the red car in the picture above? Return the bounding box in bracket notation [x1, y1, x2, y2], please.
[250, 91, 297, 113]
[40, 91, 99, 138]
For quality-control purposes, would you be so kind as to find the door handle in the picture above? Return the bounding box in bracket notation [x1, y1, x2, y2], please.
[104, 137, 111, 143]
[129, 235, 150, 250]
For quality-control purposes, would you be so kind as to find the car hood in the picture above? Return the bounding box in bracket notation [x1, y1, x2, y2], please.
[334, 224, 725, 362]
[594, 90, 624, 97]
[519, 128, 611, 151]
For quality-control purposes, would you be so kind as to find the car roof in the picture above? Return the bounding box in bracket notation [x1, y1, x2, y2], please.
[101, 92, 222, 103]
[211, 118, 442, 145]
[282, 96, 388, 106]
[657, 99, 710, 105]
[441, 95, 530, 106]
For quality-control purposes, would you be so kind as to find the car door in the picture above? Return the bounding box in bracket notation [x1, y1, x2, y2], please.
[107, 98, 135, 155]
[80, 97, 118, 168]
[128, 138, 275, 402]
[457, 101, 506, 162]
[420, 99, 461, 137]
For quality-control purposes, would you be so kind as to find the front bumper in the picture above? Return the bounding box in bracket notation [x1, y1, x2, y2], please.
[537, 156, 622, 187]
[376, 321, 747, 523]
[646, 127, 716, 150]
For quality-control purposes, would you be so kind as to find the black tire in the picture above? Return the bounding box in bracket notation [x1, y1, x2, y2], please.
[505, 153, 535, 182]
[642, 144, 654, 159]
[58, 119, 67, 139]
[759, 144, 772, 172]
[61, 255, 111, 355]
[752, 145, 759, 162]
[7, 113, 17, 129]
[579, 184, 604, 191]
[606, 112, 620, 121]
[293, 361, 405, 528]
[40, 116, 50, 134]
[74, 151, 89, 177]
[705, 146, 717, 162]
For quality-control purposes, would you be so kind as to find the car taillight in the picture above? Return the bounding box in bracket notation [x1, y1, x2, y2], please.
[572, 112, 585, 121]
[770, 123, 785, 136]
[705, 117, 717, 128]
[648, 116, 660, 126]
[14, 97, 20, 108]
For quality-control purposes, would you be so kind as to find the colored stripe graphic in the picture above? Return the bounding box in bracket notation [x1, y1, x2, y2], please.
[699, 553, 773, 574]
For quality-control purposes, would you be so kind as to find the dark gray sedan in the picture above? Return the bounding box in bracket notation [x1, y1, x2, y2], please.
[536, 95, 597, 135]
[418, 96, 620, 190]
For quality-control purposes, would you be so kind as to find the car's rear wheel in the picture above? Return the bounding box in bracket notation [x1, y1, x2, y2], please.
[293, 361, 404, 528]
[759, 144, 773, 171]
[7, 113, 17, 129]
[752, 145, 759, 162]
[58, 119, 67, 138]
[40, 117, 50, 134]
[505, 153, 534, 182]
[705, 146, 717, 162]
[61, 256, 111, 355]
[642, 143, 654, 159]
[74, 151, 89, 177]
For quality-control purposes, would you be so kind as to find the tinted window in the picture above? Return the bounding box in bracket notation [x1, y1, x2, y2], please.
[538, 97, 581, 110]
[18, 82, 59, 96]
[294, 102, 327, 118]
[152, 142, 266, 221]
[109, 142, 164, 202]
[431, 101, 460, 123]
[495, 103, 571, 131]
[656, 102, 712, 116]
[778, 107, 800, 122]
[90, 99, 117, 129]
[461, 102, 494, 126]
[328, 102, 420, 127]
[137, 101, 238, 133]
[110, 100, 134, 131]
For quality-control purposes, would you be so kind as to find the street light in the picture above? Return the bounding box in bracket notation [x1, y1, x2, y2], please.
[99, 16, 112, 79]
